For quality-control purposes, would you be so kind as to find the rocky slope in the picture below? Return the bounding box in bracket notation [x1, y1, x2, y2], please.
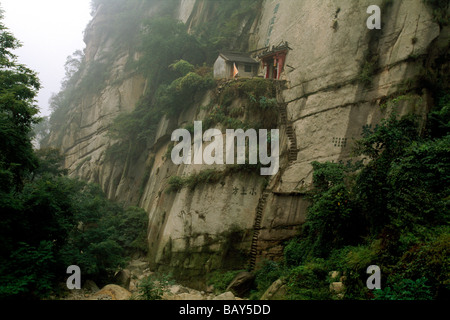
[45, 0, 449, 289]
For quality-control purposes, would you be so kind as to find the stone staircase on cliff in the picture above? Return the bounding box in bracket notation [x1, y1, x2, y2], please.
[248, 84, 298, 272]
[274, 81, 298, 163]
[249, 191, 270, 271]
[278, 103, 298, 163]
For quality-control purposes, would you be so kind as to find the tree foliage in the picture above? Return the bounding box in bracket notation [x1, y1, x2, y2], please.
[272, 101, 450, 300]
[0, 13, 149, 299]
[0, 12, 41, 188]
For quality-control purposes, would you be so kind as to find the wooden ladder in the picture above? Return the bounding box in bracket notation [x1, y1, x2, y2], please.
[248, 191, 270, 271]
[278, 103, 298, 163]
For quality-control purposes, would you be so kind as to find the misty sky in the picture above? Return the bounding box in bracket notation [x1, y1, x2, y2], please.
[1, 0, 92, 117]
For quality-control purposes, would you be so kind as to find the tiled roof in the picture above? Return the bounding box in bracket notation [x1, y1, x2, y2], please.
[219, 52, 259, 64]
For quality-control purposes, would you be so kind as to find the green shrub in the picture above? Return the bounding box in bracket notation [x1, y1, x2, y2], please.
[185, 169, 224, 190]
[278, 105, 449, 300]
[207, 270, 245, 294]
[254, 260, 285, 295]
[284, 239, 305, 267]
[166, 169, 237, 193]
[170, 59, 195, 76]
[423, 0, 450, 25]
[285, 261, 331, 300]
[358, 56, 378, 87]
[137, 273, 173, 300]
[297, 161, 364, 259]
[167, 176, 185, 193]
[374, 277, 433, 300]
[392, 233, 450, 299]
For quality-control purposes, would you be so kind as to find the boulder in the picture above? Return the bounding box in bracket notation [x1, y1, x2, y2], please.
[330, 282, 345, 299]
[129, 279, 138, 293]
[169, 284, 190, 295]
[168, 292, 205, 300]
[113, 269, 131, 290]
[90, 284, 132, 300]
[329, 271, 340, 280]
[261, 279, 287, 300]
[83, 280, 99, 293]
[225, 272, 255, 297]
[213, 292, 235, 300]
[127, 259, 149, 274]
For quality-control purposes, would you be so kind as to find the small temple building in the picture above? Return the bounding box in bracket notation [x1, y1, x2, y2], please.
[213, 42, 291, 80]
[213, 52, 259, 79]
[257, 41, 291, 80]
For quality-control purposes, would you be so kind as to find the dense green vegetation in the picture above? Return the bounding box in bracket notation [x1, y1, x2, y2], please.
[22, 0, 448, 301]
[423, 0, 450, 26]
[43, 0, 265, 161]
[248, 93, 449, 300]
[0, 15, 148, 300]
[136, 273, 174, 300]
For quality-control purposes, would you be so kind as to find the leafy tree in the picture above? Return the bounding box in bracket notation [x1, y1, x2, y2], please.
[276, 106, 449, 300]
[374, 277, 433, 300]
[0, 11, 41, 189]
[0, 16, 149, 297]
[354, 114, 420, 235]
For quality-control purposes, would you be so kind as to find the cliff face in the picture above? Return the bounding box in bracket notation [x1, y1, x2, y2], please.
[45, 0, 448, 288]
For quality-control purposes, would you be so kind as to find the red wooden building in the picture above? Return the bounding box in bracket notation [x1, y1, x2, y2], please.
[257, 42, 291, 80]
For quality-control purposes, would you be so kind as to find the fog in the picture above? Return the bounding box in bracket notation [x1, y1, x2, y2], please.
[1, 0, 92, 116]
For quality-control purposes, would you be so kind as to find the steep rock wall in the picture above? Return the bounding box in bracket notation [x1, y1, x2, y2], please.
[46, 0, 447, 289]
